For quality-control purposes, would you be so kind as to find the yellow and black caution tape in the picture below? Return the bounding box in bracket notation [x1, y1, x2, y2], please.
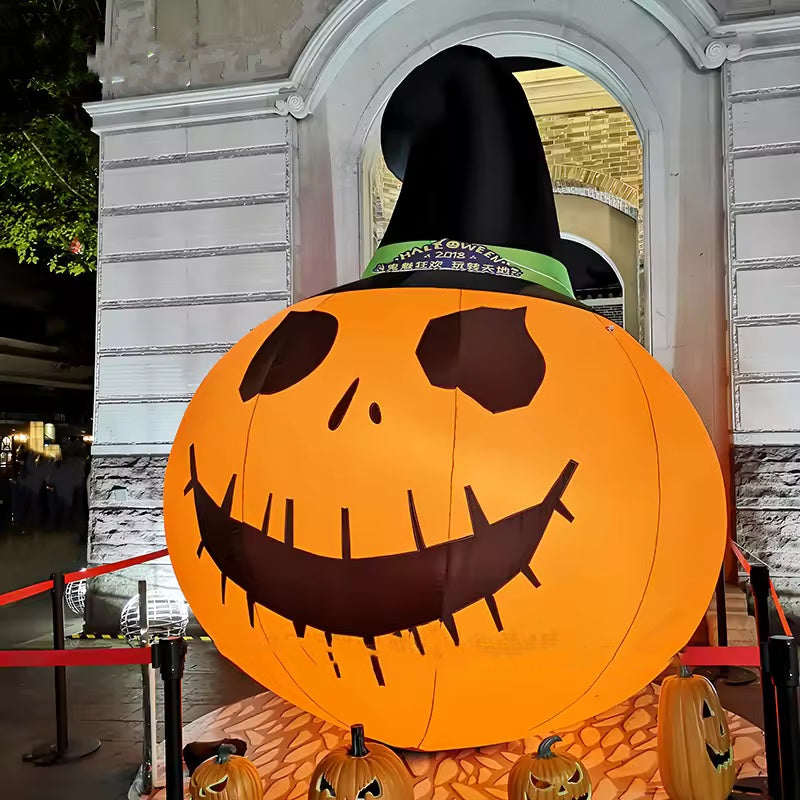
[68, 633, 213, 642]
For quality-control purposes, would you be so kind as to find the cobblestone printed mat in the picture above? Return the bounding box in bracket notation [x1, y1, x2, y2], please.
[152, 685, 765, 800]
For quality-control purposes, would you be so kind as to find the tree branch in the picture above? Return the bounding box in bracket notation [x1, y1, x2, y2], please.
[21, 129, 91, 203]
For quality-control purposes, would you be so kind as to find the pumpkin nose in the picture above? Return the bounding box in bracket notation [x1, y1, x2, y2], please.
[558, 787, 567, 796]
[328, 378, 360, 430]
[328, 379, 383, 430]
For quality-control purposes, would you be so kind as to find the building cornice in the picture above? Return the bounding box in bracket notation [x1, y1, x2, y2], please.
[87, 0, 800, 132]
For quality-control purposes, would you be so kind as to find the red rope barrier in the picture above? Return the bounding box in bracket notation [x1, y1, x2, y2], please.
[0, 548, 170, 608]
[0, 580, 54, 607]
[730, 540, 793, 637]
[0, 647, 152, 668]
[681, 645, 760, 667]
[64, 548, 169, 583]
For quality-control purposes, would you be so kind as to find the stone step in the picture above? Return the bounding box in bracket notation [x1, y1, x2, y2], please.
[708, 584, 750, 613]
[706, 584, 758, 647]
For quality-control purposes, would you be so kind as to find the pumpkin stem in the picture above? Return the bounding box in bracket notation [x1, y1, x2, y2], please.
[536, 736, 563, 759]
[349, 724, 370, 758]
[679, 664, 693, 678]
[216, 743, 238, 764]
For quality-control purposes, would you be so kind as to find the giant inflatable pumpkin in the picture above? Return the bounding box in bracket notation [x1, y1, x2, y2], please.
[163, 46, 726, 751]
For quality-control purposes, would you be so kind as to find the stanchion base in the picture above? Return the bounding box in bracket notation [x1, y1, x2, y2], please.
[22, 738, 101, 766]
[730, 776, 770, 798]
[722, 666, 759, 686]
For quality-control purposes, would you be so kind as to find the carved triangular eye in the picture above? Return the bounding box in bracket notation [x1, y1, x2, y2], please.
[702, 700, 714, 718]
[318, 774, 337, 797]
[568, 766, 582, 783]
[207, 776, 229, 793]
[357, 779, 382, 799]
[530, 774, 551, 790]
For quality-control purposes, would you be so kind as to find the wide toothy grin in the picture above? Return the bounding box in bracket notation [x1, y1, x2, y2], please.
[185, 443, 577, 684]
[705, 743, 733, 771]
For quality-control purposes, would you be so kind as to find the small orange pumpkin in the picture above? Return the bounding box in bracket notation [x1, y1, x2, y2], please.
[508, 735, 591, 800]
[309, 724, 413, 800]
[189, 743, 263, 800]
[657, 665, 735, 800]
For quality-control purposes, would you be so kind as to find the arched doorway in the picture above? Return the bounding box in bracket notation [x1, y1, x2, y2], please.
[558, 233, 626, 327]
[294, 0, 727, 454]
[365, 60, 644, 340]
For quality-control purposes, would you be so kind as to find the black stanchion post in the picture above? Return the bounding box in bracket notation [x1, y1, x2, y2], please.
[769, 636, 800, 800]
[154, 636, 188, 800]
[715, 564, 730, 680]
[22, 573, 100, 766]
[52, 572, 69, 754]
[752, 564, 783, 800]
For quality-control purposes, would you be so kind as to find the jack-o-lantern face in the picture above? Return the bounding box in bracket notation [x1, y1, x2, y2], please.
[309, 725, 413, 800]
[188, 744, 263, 800]
[657, 666, 735, 799]
[165, 285, 726, 750]
[509, 736, 592, 800]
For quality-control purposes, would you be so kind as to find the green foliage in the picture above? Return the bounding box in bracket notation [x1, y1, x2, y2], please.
[0, 0, 104, 274]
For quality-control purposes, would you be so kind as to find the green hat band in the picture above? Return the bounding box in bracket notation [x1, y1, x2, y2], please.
[363, 239, 574, 299]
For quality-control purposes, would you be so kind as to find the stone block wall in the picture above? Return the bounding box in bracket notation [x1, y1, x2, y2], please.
[87, 455, 179, 631]
[723, 54, 800, 616]
[735, 447, 800, 614]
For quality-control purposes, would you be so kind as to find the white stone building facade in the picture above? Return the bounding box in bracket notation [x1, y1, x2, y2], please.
[85, 0, 800, 628]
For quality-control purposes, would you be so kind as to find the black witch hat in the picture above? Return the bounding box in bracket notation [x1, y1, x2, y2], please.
[328, 45, 579, 305]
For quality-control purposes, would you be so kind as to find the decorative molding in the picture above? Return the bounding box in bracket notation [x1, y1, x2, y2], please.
[731, 198, 800, 214]
[86, 0, 800, 134]
[91, 444, 174, 456]
[96, 395, 194, 404]
[704, 39, 743, 66]
[98, 343, 234, 357]
[102, 242, 288, 263]
[729, 255, 800, 270]
[716, 9, 800, 34]
[735, 371, 800, 382]
[728, 84, 800, 100]
[87, 83, 298, 132]
[731, 141, 800, 157]
[99, 290, 290, 311]
[103, 144, 287, 168]
[734, 431, 800, 445]
[735, 315, 800, 328]
[714, 11, 800, 60]
[102, 193, 287, 216]
[274, 94, 309, 119]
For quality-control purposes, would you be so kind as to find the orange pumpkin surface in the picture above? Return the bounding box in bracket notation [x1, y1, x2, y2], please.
[164, 286, 726, 751]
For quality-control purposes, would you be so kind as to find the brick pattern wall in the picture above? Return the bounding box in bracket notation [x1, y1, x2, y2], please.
[585, 301, 625, 327]
[537, 109, 642, 203]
